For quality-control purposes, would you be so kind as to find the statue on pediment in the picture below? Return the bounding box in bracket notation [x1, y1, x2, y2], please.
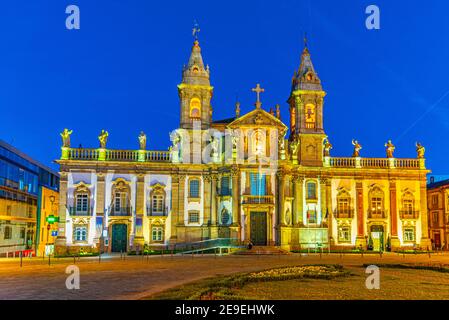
[60, 128, 73, 148]
[416, 142, 425, 159]
[138, 131, 147, 150]
[352, 139, 362, 157]
[98, 130, 109, 149]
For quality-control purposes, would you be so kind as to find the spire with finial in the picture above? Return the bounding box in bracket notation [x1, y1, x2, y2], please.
[291, 33, 322, 92]
[275, 104, 280, 119]
[235, 101, 241, 117]
[182, 20, 210, 86]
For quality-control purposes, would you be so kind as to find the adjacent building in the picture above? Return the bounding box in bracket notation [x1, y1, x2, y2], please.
[427, 177, 449, 250]
[55, 37, 431, 255]
[0, 140, 59, 256]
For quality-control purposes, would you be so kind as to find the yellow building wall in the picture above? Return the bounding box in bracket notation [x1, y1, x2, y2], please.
[37, 187, 59, 256]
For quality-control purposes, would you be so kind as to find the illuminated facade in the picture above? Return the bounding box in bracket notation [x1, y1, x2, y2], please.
[55, 39, 431, 254]
[427, 178, 449, 250]
[0, 140, 59, 256]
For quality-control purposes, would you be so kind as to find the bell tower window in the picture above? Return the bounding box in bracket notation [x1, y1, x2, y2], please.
[189, 98, 201, 119]
[305, 104, 316, 129]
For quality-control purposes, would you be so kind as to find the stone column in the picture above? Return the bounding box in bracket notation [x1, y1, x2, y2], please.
[96, 173, 105, 216]
[134, 174, 145, 246]
[295, 176, 304, 225]
[178, 174, 186, 226]
[211, 174, 218, 225]
[278, 171, 285, 225]
[419, 178, 431, 249]
[355, 181, 365, 248]
[203, 174, 211, 226]
[169, 174, 180, 243]
[55, 171, 68, 252]
[389, 180, 400, 249]
[319, 178, 327, 225]
[231, 166, 240, 226]
[326, 179, 333, 245]
[210, 173, 219, 239]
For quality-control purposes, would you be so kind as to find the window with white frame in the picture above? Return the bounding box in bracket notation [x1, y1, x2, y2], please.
[403, 227, 415, 242]
[152, 194, 164, 214]
[189, 179, 200, 198]
[338, 225, 351, 242]
[75, 193, 89, 213]
[188, 211, 200, 223]
[74, 226, 87, 242]
[152, 227, 163, 241]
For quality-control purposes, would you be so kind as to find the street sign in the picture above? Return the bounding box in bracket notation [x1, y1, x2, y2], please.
[46, 215, 59, 224]
[51, 231, 58, 237]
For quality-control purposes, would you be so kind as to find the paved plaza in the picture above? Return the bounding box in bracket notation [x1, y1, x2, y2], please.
[1, 252, 449, 300]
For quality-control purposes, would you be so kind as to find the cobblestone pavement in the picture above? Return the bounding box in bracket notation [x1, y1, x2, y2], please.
[1, 252, 449, 300]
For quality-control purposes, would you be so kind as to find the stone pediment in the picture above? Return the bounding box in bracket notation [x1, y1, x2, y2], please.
[227, 109, 288, 133]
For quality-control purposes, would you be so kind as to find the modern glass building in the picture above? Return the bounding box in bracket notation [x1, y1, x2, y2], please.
[0, 140, 59, 256]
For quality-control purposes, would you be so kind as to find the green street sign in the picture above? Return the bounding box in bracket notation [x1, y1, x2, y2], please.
[46, 215, 59, 224]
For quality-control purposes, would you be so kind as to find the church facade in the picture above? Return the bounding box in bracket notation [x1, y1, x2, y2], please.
[55, 38, 431, 255]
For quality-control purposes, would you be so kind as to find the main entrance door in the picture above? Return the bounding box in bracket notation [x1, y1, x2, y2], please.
[111, 224, 127, 252]
[250, 212, 267, 245]
[370, 225, 384, 252]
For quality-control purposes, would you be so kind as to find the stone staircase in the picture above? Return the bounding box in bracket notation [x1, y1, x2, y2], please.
[233, 246, 290, 255]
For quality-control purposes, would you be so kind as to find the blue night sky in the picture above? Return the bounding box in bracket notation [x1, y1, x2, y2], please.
[1, 0, 448, 176]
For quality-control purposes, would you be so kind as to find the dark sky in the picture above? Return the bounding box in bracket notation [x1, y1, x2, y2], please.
[1, 0, 448, 176]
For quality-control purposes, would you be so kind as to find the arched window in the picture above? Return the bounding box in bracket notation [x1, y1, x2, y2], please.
[306, 181, 317, 200]
[254, 130, 265, 155]
[221, 208, 230, 225]
[189, 98, 201, 119]
[369, 187, 384, 217]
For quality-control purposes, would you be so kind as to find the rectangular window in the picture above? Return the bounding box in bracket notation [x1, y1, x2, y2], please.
[189, 180, 200, 198]
[403, 199, 414, 214]
[250, 173, 266, 196]
[404, 227, 415, 242]
[433, 211, 439, 224]
[74, 226, 87, 242]
[337, 198, 350, 213]
[221, 176, 230, 196]
[338, 226, 351, 242]
[432, 194, 439, 207]
[4, 226, 12, 240]
[307, 210, 317, 224]
[20, 227, 25, 239]
[306, 182, 317, 200]
[76, 194, 89, 213]
[371, 197, 383, 215]
[6, 205, 11, 216]
[152, 227, 163, 241]
[152, 195, 164, 213]
[188, 211, 200, 223]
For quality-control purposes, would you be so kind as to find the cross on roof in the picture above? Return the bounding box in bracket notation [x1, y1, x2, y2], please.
[252, 83, 265, 109]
